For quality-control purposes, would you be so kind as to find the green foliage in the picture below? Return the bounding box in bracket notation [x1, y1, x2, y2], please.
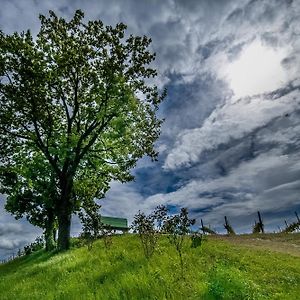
[191, 232, 203, 248]
[78, 202, 103, 250]
[131, 210, 158, 259]
[252, 222, 262, 234]
[21, 236, 45, 256]
[252, 211, 265, 234]
[101, 226, 114, 249]
[162, 208, 195, 277]
[280, 212, 300, 233]
[202, 226, 217, 235]
[282, 221, 300, 233]
[1, 234, 300, 299]
[0, 9, 165, 250]
[78, 202, 113, 250]
[0, 153, 58, 250]
[132, 205, 197, 270]
[152, 204, 168, 231]
[131, 205, 169, 259]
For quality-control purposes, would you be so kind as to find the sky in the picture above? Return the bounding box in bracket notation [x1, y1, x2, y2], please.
[1, 0, 300, 260]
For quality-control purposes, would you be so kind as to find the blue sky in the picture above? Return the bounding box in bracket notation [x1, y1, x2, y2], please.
[1, 0, 300, 260]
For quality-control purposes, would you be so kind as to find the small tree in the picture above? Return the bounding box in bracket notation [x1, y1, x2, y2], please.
[131, 205, 169, 258]
[131, 211, 157, 259]
[78, 202, 103, 250]
[78, 201, 114, 250]
[191, 232, 203, 248]
[281, 213, 300, 233]
[152, 205, 168, 232]
[163, 208, 195, 278]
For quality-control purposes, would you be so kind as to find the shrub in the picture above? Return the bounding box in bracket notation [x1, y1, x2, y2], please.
[132, 205, 168, 259]
[131, 211, 157, 259]
[78, 202, 103, 250]
[162, 208, 195, 278]
[252, 222, 261, 234]
[22, 236, 44, 255]
[152, 205, 168, 231]
[191, 232, 203, 248]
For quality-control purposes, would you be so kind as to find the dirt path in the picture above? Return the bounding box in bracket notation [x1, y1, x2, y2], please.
[210, 233, 300, 257]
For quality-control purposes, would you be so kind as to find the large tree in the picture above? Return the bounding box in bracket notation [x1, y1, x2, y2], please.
[0, 10, 164, 251]
[0, 152, 58, 251]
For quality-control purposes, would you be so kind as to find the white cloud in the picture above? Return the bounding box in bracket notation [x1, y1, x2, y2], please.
[97, 181, 145, 222]
[224, 40, 289, 98]
[0, 196, 42, 258]
[148, 151, 300, 229]
[165, 88, 300, 170]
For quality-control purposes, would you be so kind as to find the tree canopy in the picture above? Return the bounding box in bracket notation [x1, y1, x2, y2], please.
[0, 10, 165, 251]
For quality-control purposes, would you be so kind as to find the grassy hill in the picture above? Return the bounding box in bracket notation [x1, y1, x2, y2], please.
[0, 234, 300, 299]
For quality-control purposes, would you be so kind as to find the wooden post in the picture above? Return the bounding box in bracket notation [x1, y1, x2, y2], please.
[224, 216, 228, 227]
[295, 211, 300, 223]
[201, 219, 205, 235]
[284, 220, 288, 228]
[257, 211, 264, 233]
[224, 216, 229, 234]
[224, 215, 235, 234]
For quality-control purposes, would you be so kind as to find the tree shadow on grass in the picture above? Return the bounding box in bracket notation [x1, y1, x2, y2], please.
[0, 249, 57, 275]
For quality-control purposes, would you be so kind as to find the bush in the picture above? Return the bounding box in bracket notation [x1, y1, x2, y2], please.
[131, 205, 168, 259]
[22, 236, 44, 255]
[252, 222, 261, 234]
[79, 203, 114, 250]
[162, 208, 195, 278]
[131, 211, 157, 259]
[79, 202, 103, 250]
[191, 232, 203, 248]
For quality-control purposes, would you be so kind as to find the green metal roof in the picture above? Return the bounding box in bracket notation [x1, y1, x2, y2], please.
[101, 216, 128, 229]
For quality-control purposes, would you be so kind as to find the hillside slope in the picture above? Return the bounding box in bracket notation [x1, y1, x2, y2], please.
[0, 234, 300, 300]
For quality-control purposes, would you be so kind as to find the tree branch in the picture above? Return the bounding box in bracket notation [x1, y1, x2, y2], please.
[0, 126, 30, 140]
[78, 113, 116, 161]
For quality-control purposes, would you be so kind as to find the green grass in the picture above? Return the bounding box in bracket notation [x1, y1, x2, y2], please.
[0, 234, 300, 299]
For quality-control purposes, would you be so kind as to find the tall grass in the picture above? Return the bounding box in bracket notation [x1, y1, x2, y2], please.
[0, 234, 300, 299]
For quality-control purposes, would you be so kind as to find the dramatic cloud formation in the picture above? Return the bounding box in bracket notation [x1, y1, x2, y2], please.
[225, 39, 289, 97]
[165, 84, 300, 169]
[0, 0, 300, 259]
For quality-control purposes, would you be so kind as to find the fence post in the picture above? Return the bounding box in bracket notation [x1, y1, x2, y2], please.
[295, 211, 300, 223]
[257, 211, 264, 233]
[224, 216, 229, 227]
[284, 220, 288, 229]
[201, 219, 205, 235]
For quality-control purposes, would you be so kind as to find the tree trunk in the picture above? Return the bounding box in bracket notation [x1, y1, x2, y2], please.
[57, 209, 71, 251]
[57, 176, 73, 251]
[44, 210, 56, 251]
[53, 228, 57, 242]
